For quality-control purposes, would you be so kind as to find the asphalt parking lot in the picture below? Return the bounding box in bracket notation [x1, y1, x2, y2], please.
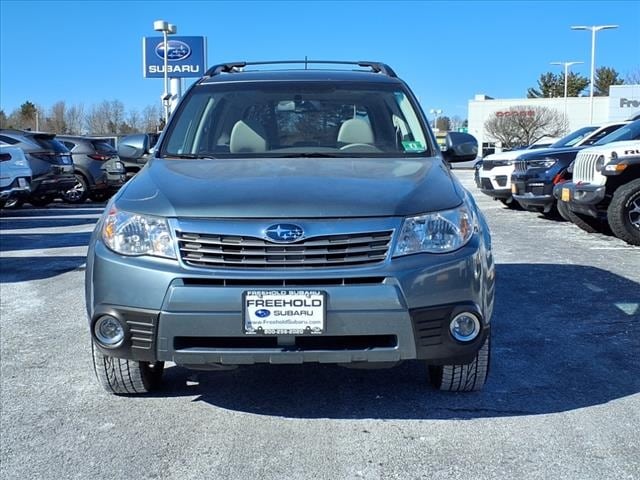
[1, 170, 639, 480]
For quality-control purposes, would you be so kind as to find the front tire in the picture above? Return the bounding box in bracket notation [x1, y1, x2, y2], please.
[607, 179, 640, 246]
[562, 202, 609, 234]
[428, 336, 490, 392]
[91, 342, 164, 395]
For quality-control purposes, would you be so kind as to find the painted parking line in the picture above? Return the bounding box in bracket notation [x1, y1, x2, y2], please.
[0, 214, 101, 221]
[0, 224, 97, 235]
[0, 246, 88, 258]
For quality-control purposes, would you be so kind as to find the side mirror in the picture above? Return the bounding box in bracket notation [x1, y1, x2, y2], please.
[442, 132, 478, 162]
[117, 134, 149, 160]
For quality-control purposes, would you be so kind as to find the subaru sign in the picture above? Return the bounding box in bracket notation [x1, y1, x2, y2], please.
[143, 36, 206, 78]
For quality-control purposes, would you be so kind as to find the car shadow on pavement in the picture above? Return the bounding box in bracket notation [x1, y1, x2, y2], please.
[152, 263, 640, 419]
[0, 256, 86, 282]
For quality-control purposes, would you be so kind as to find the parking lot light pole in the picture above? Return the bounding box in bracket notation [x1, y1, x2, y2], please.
[153, 20, 177, 124]
[570, 25, 618, 123]
[430, 108, 442, 131]
[550, 61, 583, 119]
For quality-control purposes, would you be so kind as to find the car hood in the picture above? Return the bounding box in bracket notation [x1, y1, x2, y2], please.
[114, 157, 464, 218]
[515, 146, 586, 160]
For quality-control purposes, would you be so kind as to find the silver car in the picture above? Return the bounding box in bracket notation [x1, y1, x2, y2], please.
[0, 145, 32, 208]
[86, 61, 495, 395]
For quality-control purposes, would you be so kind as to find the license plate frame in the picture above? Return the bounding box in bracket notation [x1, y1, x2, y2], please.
[243, 290, 326, 335]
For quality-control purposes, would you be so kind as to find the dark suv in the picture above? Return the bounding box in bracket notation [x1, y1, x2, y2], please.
[510, 122, 628, 216]
[0, 129, 75, 207]
[86, 60, 494, 395]
[57, 136, 126, 203]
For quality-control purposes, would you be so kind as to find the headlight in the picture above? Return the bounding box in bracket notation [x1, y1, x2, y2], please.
[529, 158, 557, 168]
[493, 160, 514, 166]
[102, 207, 176, 258]
[595, 155, 605, 172]
[394, 204, 476, 256]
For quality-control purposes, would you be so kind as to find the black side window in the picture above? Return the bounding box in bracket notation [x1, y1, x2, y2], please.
[62, 141, 76, 150]
[0, 135, 20, 145]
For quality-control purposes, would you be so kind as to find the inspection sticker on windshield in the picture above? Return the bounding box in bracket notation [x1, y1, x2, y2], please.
[402, 141, 425, 152]
[244, 290, 325, 335]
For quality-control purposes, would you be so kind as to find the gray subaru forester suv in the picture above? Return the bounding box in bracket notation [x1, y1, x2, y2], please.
[86, 61, 495, 395]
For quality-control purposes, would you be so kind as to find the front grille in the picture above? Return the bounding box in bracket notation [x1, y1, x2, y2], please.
[481, 178, 493, 190]
[574, 152, 601, 184]
[495, 175, 508, 187]
[177, 230, 393, 269]
[514, 160, 528, 173]
[174, 335, 397, 351]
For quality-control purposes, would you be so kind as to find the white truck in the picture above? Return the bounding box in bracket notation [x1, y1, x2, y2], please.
[478, 122, 628, 207]
[554, 135, 640, 246]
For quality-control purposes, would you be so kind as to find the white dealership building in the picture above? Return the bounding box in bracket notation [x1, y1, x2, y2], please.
[467, 84, 640, 155]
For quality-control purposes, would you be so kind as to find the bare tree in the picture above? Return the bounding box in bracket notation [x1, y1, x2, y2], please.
[484, 106, 568, 149]
[65, 104, 85, 135]
[625, 68, 640, 84]
[141, 105, 161, 133]
[47, 101, 67, 133]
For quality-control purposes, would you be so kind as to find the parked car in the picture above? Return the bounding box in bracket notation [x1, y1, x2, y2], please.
[86, 60, 494, 395]
[478, 123, 628, 208]
[553, 134, 640, 245]
[117, 133, 159, 179]
[0, 145, 32, 208]
[57, 136, 126, 203]
[511, 120, 639, 216]
[0, 129, 75, 207]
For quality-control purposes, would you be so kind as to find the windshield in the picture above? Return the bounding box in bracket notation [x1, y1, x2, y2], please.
[550, 126, 598, 148]
[161, 82, 434, 158]
[593, 119, 640, 145]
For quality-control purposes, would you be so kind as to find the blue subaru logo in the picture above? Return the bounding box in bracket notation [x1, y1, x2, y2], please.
[264, 224, 304, 243]
[155, 40, 191, 61]
[255, 309, 271, 318]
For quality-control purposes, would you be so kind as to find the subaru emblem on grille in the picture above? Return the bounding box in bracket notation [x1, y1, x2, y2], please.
[264, 224, 304, 243]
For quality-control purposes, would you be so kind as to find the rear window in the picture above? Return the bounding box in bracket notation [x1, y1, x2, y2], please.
[91, 140, 117, 154]
[31, 135, 69, 153]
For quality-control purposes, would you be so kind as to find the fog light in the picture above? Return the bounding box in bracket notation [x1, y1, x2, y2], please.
[94, 315, 125, 348]
[449, 312, 481, 342]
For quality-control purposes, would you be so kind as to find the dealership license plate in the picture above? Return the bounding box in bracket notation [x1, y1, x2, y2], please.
[511, 184, 517, 194]
[561, 188, 570, 202]
[18, 178, 27, 187]
[244, 290, 325, 335]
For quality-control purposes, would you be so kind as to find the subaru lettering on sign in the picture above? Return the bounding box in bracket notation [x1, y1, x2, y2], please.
[143, 36, 206, 78]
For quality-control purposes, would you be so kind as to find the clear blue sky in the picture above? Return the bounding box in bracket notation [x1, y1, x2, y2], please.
[1, 0, 639, 120]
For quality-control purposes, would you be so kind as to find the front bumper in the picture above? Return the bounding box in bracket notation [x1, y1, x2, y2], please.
[87, 225, 495, 368]
[552, 182, 607, 218]
[512, 178, 555, 212]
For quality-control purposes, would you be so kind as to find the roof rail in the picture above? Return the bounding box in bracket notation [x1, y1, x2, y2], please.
[203, 60, 397, 78]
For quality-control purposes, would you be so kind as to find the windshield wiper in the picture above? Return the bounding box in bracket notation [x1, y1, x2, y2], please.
[163, 153, 218, 160]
